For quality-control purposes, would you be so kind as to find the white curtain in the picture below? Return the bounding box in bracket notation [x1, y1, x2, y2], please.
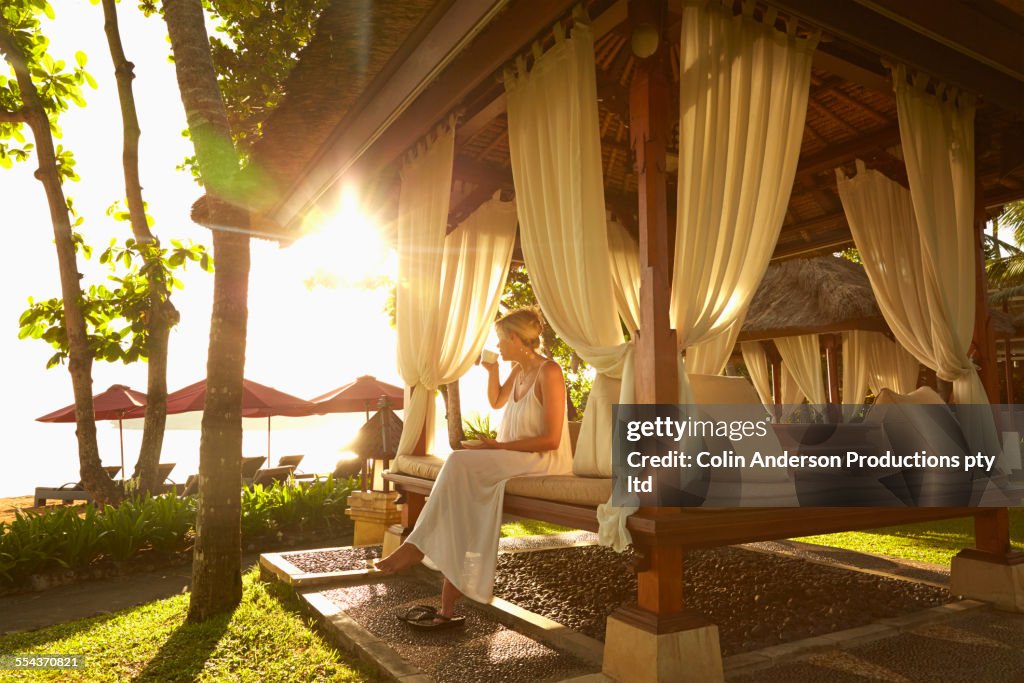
[842, 331, 871, 419]
[836, 162, 985, 405]
[686, 318, 743, 375]
[893, 64, 982, 405]
[780, 363, 805, 406]
[741, 341, 773, 406]
[607, 216, 641, 334]
[864, 332, 919, 394]
[776, 334, 825, 406]
[837, 61, 982, 406]
[396, 127, 518, 454]
[671, 1, 817, 404]
[506, 21, 632, 481]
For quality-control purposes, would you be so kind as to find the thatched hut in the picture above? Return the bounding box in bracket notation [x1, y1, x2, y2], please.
[740, 255, 884, 341]
[345, 406, 404, 492]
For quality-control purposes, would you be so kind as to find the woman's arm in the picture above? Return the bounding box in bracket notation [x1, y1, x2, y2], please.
[471, 361, 565, 452]
[486, 362, 519, 409]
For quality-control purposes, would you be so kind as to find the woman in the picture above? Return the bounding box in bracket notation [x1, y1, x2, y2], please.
[375, 307, 573, 627]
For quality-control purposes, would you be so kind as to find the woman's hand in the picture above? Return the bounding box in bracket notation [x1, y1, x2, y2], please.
[481, 359, 498, 372]
[464, 437, 499, 449]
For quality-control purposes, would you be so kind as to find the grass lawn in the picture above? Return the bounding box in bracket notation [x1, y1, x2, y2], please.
[0, 569, 376, 682]
[500, 518, 573, 538]
[499, 509, 1024, 567]
[795, 507, 1024, 566]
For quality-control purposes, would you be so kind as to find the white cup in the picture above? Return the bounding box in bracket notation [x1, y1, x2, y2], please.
[480, 349, 498, 365]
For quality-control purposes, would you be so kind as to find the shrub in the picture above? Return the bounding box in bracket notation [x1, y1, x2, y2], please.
[144, 493, 195, 554]
[99, 499, 151, 562]
[0, 476, 358, 588]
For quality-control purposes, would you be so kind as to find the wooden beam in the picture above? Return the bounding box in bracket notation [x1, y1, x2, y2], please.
[737, 317, 888, 343]
[853, 0, 1024, 82]
[795, 125, 901, 178]
[451, 156, 512, 189]
[769, 0, 1024, 113]
[772, 233, 854, 260]
[455, 0, 631, 148]
[812, 49, 891, 93]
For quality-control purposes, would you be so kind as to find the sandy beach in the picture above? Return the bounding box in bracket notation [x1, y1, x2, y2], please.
[0, 495, 82, 525]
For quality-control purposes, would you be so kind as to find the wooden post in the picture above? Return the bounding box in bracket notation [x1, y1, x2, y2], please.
[1004, 337, 1015, 405]
[630, 11, 676, 408]
[972, 180, 1000, 403]
[624, 0, 686, 628]
[767, 342, 784, 417]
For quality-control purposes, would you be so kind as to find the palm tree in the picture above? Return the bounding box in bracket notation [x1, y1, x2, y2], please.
[162, 0, 250, 621]
[986, 201, 1024, 303]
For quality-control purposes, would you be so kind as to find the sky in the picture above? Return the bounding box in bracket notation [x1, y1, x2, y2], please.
[0, 3, 494, 498]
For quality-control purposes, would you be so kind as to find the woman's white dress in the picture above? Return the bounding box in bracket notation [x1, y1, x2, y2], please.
[404, 369, 573, 603]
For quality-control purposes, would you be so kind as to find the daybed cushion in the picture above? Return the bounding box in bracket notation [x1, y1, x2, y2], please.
[390, 454, 612, 506]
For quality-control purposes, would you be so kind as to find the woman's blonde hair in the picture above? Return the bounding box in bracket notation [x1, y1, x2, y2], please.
[495, 306, 545, 350]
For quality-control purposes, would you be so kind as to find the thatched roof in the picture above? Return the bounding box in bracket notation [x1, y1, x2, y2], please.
[191, 0, 439, 230]
[190, 0, 1024, 252]
[740, 256, 884, 341]
[348, 407, 404, 460]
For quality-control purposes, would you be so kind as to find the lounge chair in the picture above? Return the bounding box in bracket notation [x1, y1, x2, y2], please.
[241, 455, 267, 485]
[277, 454, 314, 480]
[34, 465, 123, 507]
[276, 454, 304, 470]
[251, 465, 295, 487]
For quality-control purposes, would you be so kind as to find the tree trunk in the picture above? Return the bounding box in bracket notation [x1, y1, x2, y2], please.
[440, 381, 466, 450]
[162, 0, 249, 621]
[0, 27, 120, 506]
[102, 0, 173, 494]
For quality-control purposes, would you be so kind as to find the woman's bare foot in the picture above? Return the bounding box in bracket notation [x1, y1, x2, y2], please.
[374, 543, 424, 574]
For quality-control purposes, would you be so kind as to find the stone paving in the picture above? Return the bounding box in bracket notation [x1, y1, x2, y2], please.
[316, 577, 598, 683]
[728, 607, 1024, 682]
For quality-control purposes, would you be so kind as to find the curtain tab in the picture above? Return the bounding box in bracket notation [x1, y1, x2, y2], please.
[855, 158, 867, 175]
[552, 21, 566, 43]
[531, 41, 544, 63]
[571, 4, 590, 27]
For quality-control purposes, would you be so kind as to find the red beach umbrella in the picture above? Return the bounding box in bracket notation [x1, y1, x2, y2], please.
[37, 384, 147, 479]
[311, 375, 404, 419]
[135, 378, 316, 462]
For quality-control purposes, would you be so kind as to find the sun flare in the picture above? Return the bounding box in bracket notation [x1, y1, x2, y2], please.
[290, 185, 397, 288]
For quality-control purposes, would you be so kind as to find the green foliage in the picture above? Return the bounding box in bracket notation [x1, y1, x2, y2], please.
[0, 509, 66, 584]
[0, 479, 357, 588]
[18, 234, 211, 368]
[463, 413, 497, 440]
[838, 247, 861, 264]
[241, 474, 356, 539]
[149, 0, 330, 179]
[205, 0, 331, 152]
[986, 201, 1024, 303]
[0, 1, 95, 171]
[502, 265, 595, 415]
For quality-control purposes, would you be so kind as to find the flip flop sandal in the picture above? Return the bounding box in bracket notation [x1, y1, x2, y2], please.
[398, 605, 466, 630]
[398, 605, 438, 624]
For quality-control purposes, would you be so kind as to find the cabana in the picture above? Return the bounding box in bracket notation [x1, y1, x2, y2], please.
[195, 1, 1024, 680]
